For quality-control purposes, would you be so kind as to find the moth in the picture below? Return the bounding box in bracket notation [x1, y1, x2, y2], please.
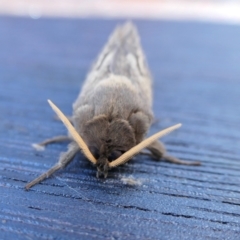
[26, 22, 200, 190]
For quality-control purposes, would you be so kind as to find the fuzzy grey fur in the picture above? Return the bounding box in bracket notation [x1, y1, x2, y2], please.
[72, 22, 154, 175]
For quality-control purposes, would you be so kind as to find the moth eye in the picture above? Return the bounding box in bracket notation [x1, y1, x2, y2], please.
[89, 146, 100, 159]
[109, 150, 123, 161]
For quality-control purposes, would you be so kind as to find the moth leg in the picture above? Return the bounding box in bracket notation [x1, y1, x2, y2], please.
[26, 142, 79, 190]
[37, 135, 71, 146]
[139, 151, 153, 158]
[146, 140, 201, 166]
[32, 135, 72, 151]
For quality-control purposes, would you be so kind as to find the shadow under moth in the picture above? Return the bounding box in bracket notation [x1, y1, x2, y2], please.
[26, 22, 200, 190]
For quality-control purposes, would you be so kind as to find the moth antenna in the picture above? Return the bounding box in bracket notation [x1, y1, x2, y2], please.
[109, 123, 182, 168]
[47, 100, 97, 165]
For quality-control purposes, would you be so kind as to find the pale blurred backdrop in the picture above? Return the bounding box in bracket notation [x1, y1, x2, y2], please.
[1, 0, 240, 24]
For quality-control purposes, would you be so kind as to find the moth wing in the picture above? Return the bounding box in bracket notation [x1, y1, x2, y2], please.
[73, 22, 153, 121]
[91, 21, 151, 81]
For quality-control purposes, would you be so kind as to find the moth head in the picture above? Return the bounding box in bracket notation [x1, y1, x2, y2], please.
[48, 100, 181, 173]
[84, 115, 135, 153]
[83, 115, 136, 177]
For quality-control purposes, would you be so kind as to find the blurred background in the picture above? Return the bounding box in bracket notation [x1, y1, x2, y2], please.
[1, 0, 240, 23]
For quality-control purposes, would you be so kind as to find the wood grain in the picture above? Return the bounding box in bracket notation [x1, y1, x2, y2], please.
[0, 17, 240, 239]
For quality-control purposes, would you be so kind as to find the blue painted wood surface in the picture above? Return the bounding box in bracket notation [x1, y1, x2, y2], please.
[0, 16, 240, 239]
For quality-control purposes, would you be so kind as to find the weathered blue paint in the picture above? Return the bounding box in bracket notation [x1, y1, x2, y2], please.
[0, 17, 240, 240]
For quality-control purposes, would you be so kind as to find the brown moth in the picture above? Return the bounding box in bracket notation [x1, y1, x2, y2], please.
[26, 22, 200, 190]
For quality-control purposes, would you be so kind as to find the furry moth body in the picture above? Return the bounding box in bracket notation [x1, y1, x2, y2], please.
[26, 22, 200, 190]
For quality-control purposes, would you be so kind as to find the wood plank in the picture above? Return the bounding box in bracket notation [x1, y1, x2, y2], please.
[0, 17, 240, 239]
